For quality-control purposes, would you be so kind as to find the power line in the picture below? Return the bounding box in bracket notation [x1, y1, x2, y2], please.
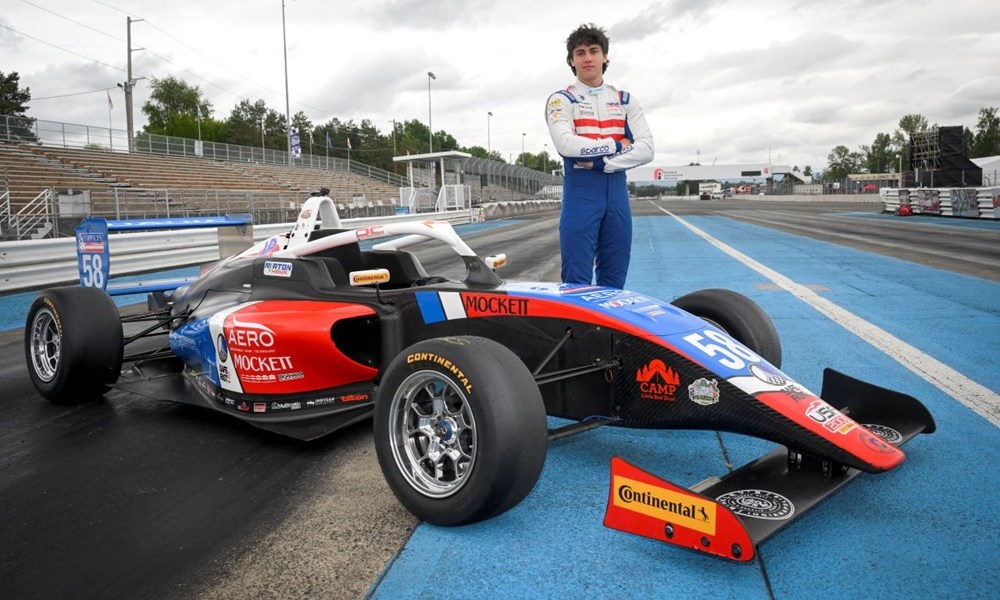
[86, 0, 337, 117]
[33, 87, 112, 100]
[20, 0, 125, 42]
[0, 23, 126, 73]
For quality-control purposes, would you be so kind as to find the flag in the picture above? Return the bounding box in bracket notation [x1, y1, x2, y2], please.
[346, 137, 352, 150]
[107, 91, 114, 110]
[290, 126, 301, 158]
[326, 131, 333, 151]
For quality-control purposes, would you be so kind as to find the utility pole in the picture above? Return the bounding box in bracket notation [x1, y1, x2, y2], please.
[122, 16, 144, 153]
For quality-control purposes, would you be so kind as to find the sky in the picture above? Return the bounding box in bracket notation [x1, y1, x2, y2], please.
[2, 0, 999, 174]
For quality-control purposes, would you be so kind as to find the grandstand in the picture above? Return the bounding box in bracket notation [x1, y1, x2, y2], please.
[1, 140, 405, 240]
[1, 116, 562, 241]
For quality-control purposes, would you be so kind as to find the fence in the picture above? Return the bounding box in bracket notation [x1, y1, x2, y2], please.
[2, 114, 562, 196]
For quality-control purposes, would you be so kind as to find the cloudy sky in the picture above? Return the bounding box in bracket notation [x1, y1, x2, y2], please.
[2, 0, 999, 173]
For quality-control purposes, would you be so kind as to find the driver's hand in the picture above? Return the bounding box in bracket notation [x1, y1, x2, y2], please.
[619, 138, 632, 149]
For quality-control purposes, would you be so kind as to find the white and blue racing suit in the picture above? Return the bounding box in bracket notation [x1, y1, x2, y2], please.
[546, 80, 654, 288]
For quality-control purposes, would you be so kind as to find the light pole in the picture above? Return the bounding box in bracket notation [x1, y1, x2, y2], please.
[281, 0, 294, 166]
[543, 143, 548, 175]
[195, 105, 202, 143]
[521, 133, 525, 167]
[487, 111, 492, 155]
[427, 72, 436, 153]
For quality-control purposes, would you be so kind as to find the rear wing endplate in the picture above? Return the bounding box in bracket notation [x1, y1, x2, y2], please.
[74, 214, 252, 296]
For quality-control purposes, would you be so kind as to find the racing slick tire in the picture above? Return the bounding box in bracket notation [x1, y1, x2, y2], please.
[374, 336, 548, 526]
[24, 286, 124, 403]
[671, 288, 782, 368]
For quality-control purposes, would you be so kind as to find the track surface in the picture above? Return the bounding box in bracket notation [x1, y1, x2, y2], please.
[1, 199, 997, 599]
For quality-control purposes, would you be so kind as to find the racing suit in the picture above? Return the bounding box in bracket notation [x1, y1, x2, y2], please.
[546, 80, 654, 288]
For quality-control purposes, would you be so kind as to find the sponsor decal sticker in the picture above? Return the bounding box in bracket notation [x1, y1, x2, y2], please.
[306, 397, 337, 407]
[859, 431, 897, 454]
[688, 378, 720, 406]
[355, 225, 385, 240]
[461, 293, 529, 317]
[716, 489, 795, 520]
[635, 359, 680, 402]
[612, 475, 716, 535]
[340, 393, 370, 403]
[406, 352, 473, 394]
[252, 402, 267, 413]
[216, 333, 229, 362]
[750, 363, 786, 387]
[805, 399, 856, 435]
[864, 423, 903, 444]
[277, 371, 304, 382]
[77, 233, 106, 253]
[258, 237, 279, 256]
[263, 261, 293, 278]
[350, 269, 390, 286]
[271, 402, 302, 411]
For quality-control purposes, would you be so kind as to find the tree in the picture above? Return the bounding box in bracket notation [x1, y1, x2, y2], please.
[970, 107, 1000, 158]
[0, 70, 38, 142]
[862, 132, 894, 173]
[824, 145, 865, 182]
[141, 76, 212, 135]
[891, 113, 930, 172]
[803, 165, 813, 177]
[226, 99, 285, 148]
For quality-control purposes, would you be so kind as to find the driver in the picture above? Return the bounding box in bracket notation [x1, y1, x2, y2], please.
[545, 23, 654, 288]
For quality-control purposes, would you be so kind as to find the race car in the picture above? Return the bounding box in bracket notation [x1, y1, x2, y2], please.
[24, 193, 934, 562]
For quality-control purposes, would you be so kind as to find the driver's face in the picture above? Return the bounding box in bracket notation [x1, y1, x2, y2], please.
[571, 43, 606, 86]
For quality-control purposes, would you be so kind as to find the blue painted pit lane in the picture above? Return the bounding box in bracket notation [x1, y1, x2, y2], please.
[370, 212, 999, 600]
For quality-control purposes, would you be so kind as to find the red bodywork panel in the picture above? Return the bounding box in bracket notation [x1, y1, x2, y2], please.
[604, 457, 754, 562]
[223, 301, 377, 395]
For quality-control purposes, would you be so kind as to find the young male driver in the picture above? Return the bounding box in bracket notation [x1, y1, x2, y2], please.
[545, 23, 654, 288]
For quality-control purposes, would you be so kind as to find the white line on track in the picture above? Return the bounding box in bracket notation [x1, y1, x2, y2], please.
[651, 203, 1000, 428]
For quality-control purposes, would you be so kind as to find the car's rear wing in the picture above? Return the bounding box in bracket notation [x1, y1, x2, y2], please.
[74, 214, 253, 296]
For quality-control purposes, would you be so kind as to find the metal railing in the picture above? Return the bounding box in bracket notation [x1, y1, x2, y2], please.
[0, 189, 9, 235]
[11, 188, 54, 240]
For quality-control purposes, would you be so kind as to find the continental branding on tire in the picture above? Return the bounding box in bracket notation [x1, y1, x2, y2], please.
[406, 352, 473, 394]
[43, 297, 63, 333]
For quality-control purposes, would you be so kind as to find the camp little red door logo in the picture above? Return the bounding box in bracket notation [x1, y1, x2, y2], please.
[636, 359, 680, 401]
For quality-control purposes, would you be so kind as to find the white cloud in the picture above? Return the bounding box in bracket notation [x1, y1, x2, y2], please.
[2, 0, 998, 172]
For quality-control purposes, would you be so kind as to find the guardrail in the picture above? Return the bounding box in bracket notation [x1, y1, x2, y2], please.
[0, 207, 482, 294]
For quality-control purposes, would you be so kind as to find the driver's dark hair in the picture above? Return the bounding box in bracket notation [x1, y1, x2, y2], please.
[566, 23, 610, 75]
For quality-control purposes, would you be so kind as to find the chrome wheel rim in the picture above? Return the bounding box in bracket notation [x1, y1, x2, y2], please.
[388, 370, 477, 498]
[29, 307, 61, 382]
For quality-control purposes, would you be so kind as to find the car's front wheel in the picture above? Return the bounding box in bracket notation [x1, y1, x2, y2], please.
[24, 286, 124, 403]
[374, 336, 548, 526]
[671, 288, 782, 368]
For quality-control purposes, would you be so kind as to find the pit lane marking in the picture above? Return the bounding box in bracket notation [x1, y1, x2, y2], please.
[651, 203, 1000, 428]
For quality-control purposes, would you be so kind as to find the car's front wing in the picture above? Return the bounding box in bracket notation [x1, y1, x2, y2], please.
[603, 368, 935, 562]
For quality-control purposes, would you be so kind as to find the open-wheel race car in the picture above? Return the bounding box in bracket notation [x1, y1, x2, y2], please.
[24, 193, 935, 562]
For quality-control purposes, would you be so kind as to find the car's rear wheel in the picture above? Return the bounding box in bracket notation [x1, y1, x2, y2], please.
[671, 288, 782, 368]
[374, 336, 547, 526]
[24, 286, 124, 403]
